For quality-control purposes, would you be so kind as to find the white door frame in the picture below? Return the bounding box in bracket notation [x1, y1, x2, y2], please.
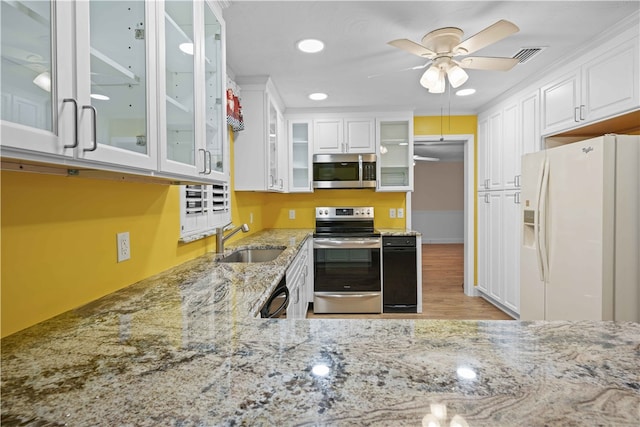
[414, 134, 475, 296]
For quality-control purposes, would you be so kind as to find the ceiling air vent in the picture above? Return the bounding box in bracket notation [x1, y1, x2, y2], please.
[512, 47, 546, 64]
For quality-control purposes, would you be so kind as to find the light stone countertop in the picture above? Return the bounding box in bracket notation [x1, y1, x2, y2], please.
[1, 228, 639, 426]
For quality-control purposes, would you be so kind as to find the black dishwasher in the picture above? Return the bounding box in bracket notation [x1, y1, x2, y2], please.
[382, 236, 417, 312]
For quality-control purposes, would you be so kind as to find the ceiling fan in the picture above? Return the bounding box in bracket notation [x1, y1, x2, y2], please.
[388, 19, 520, 93]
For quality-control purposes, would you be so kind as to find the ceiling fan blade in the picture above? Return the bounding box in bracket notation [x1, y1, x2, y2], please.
[367, 61, 431, 79]
[458, 56, 519, 71]
[388, 39, 437, 58]
[453, 20, 519, 55]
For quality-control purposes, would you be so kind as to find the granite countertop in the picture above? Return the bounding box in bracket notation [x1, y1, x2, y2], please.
[377, 228, 421, 236]
[2, 229, 639, 426]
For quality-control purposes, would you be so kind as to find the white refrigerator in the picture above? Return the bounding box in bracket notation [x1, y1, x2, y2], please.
[520, 134, 640, 321]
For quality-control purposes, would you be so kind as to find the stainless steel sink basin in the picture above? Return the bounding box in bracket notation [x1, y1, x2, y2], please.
[218, 247, 285, 263]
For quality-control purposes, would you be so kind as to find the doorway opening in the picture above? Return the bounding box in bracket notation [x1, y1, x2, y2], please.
[411, 134, 475, 296]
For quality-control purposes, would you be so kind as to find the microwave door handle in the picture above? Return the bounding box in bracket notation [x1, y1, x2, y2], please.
[358, 154, 363, 187]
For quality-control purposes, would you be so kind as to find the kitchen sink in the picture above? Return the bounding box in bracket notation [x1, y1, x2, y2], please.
[218, 247, 285, 263]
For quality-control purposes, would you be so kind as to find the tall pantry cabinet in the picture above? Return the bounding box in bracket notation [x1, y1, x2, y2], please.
[476, 90, 539, 316]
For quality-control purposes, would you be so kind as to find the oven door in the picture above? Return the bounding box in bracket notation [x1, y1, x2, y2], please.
[313, 237, 381, 313]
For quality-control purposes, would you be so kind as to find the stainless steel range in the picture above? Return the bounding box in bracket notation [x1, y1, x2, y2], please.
[313, 207, 382, 314]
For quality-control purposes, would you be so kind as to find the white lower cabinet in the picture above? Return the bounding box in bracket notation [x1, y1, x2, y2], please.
[477, 190, 520, 316]
[286, 238, 312, 318]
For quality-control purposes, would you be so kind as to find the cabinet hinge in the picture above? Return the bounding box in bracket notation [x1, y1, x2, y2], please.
[135, 29, 145, 40]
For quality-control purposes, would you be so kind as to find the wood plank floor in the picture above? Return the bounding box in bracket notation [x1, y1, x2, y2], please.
[306, 244, 514, 320]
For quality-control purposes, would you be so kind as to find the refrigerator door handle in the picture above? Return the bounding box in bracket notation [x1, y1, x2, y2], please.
[538, 159, 551, 282]
[534, 159, 546, 282]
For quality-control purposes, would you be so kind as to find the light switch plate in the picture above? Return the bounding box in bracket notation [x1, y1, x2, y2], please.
[389, 208, 396, 218]
[397, 208, 404, 218]
[289, 209, 296, 220]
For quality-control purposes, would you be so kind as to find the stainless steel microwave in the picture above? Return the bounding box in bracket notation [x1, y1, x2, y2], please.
[313, 153, 376, 189]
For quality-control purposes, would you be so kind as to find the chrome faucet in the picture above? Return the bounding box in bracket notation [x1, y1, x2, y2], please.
[216, 223, 249, 254]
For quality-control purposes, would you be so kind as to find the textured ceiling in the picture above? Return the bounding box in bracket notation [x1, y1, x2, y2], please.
[224, 1, 639, 116]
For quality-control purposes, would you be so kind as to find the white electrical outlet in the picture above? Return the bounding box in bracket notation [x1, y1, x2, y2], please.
[117, 232, 130, 262]
[389, 208, 396, 218]
[398, 208, 404, 218]
[289, 209, 296, 220]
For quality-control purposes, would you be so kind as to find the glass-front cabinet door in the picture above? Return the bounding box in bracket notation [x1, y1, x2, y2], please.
[160, 0, 197, 175]
[1, 1, 75, 156]
[1, 0, 228, 184]
[203, 2, 227, 181]
[75, 0, 157, 170]
[288, 119, 313, 192]
[377, 117, 414, 192]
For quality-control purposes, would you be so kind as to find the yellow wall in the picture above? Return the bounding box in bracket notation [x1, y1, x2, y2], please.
[236, 190, 406, 229]
[414, 115, 478, 280]
[1, 116, 476, 337]
[0, 171, 219, 337]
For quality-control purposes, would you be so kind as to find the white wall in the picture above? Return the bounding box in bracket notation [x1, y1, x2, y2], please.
[412, 161, 464, 243]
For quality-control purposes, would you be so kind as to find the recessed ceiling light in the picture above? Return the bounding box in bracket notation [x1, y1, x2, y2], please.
[456, 88, 476, 97]
[309, 92, 328, 101]
[297, 39, 324, 53]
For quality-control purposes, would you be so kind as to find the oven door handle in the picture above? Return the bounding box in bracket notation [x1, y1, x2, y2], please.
[314, 239, 381, 249]
[316, 292, 381, 298]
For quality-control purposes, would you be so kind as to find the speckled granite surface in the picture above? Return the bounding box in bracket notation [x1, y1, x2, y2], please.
[2, 229, 639, 426]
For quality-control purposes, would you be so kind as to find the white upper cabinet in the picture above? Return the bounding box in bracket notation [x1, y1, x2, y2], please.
[75, 0, 158, 170]
[520, 91, 540, 157]
[1, 1, 75, 156]
[288, 119, 313, 193]
[376, 116, 413, 192]
[540, 68, 581, 135]
[313, 116, 375, 154]
[234, 77, 286, 191]
[159, 0, 227, 181]
[541, 28, 639, 135]
[581, 35, 638, 123]
[1, 0, 228, 184]
[501, 103, 519, 189]
[477, 118, 489, 192]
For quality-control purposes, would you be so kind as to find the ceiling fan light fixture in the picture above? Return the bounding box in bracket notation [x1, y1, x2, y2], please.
[447, 64, 468, 88]
[427, 70, 446, 93]
[419, 65, 440, 88]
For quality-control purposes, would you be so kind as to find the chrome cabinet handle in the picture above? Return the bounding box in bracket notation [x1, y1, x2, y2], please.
[579, 105, 585, 121]
[82, 105, 97, 152]
[484, 193, 490, 203]
[206, 150, 212, 175]
[199, 149, 207, 173]
[63, 98, 78, 149]
[574, 107, 580, 122]
[515, 192, 521, 204]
